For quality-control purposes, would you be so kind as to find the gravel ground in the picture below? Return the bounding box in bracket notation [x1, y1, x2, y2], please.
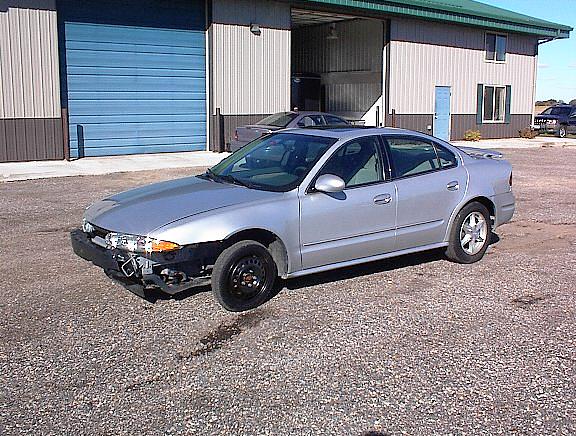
[0, 148, 575, 435]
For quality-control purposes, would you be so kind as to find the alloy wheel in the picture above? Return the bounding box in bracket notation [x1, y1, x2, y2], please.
[460, 212, 488, 255]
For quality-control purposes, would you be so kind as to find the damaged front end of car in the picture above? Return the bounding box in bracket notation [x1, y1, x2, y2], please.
[70, 221, 220, 299]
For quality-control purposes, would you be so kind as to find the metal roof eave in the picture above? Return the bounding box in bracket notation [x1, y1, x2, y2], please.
[300, 0, 572, 38]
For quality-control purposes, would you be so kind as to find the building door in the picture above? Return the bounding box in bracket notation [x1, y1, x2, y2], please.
[59, 0, 206, 158]
[434, 86, 451, 141]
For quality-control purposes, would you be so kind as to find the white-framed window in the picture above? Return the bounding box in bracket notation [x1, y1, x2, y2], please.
[485, 33, 507, 62]
[483, 85, 507, 122]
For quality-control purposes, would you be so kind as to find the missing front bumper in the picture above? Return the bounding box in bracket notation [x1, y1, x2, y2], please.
[70, 229, 214, 299]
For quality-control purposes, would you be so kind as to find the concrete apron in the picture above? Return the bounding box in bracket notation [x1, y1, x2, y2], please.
[0, 151, 229, 182]
[2, 136, 575, 182]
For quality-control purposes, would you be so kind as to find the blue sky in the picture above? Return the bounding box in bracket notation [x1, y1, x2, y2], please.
[481, 0, 576, 102]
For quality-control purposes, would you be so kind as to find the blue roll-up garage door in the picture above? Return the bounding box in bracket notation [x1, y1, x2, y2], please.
[60, 0, 206, 158]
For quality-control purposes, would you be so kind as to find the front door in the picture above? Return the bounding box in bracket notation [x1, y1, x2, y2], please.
[299, 136, 396, 269]
[434, 86, 451, 141]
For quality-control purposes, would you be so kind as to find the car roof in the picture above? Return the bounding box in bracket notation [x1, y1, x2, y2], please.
[289, 111, 346, 117]
[281, 126, 430, 140]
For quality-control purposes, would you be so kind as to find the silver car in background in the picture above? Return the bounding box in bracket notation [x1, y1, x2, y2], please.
[230, 111, 349, 151]
[71, 127, 515, 312]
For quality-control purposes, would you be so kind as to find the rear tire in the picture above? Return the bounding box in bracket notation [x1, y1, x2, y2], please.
[211, 240, 278, 312]
[445, 202, 492, 264]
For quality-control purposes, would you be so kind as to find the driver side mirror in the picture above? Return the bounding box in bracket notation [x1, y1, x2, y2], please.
[314, 174, 345, 193]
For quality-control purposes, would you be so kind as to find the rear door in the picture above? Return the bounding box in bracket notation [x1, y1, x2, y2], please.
[383, 135, 466, 251]
[299, 136, 396, 269]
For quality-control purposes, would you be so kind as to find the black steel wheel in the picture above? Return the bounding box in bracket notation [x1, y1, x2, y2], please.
[211, 240, 277, 312]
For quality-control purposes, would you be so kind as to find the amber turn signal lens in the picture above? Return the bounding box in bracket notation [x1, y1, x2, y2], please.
[151, 240, 181, 252]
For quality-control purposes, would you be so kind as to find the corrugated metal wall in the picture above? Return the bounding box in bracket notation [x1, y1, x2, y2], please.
[0, 1, 60, 119]
[388, 18, 538, 115]
[291, 19, 383, 121]
[210, 0, 291, 116]
[212, 24, 291, 115]
[0, 0, 63, 162]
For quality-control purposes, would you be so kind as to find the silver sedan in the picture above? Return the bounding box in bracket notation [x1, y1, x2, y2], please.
[229, 111, 349, 152]
[71, 127, 515, 311]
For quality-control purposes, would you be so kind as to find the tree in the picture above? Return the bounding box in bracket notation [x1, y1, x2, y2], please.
[570, 99, 576, 105]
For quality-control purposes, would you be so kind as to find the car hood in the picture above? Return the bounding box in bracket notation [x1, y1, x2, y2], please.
[84, 176, 278, 235]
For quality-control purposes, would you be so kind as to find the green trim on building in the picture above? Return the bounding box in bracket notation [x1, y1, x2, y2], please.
[302, 0, 572, 38]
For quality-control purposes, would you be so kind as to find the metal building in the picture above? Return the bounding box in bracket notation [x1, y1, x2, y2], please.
[0, 0, 571, 162]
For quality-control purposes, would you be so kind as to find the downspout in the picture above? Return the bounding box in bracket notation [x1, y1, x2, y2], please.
[532, 32, 561, 125]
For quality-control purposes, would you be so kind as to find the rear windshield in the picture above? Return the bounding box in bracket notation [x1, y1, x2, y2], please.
[257, 112, 298, 128]
[542, 107, 571, 115]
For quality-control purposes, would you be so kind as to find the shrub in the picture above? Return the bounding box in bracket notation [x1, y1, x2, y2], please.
[518, 127, 538, 139]
[463, 129, 481, 141]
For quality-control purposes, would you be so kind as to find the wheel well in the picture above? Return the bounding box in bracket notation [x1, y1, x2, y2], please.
[225, 229, 289, 276]
[464, 196, 495, 221]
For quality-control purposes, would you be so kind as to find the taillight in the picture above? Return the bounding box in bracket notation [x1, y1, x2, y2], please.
[509, 172, 513, 187]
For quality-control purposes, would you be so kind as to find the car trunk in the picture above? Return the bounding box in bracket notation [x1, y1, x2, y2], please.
[236, 125, 280, 143]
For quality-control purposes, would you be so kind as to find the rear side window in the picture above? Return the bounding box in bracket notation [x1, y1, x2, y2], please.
[298, 115, 324, 127]
[324, 115, 349, 126]
[434, 144, 457, 168]
[386, 137, 440, 178]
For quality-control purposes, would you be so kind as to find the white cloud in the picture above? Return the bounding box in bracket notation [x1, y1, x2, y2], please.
[538, 63, 550, 69]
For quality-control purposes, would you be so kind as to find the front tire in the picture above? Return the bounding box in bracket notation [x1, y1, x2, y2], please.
[558, 125, 567, 138]
[445, 202, 492, 264]
[211, 240, 278, 312]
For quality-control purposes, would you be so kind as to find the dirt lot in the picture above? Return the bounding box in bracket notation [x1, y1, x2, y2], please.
[1, 148, 575, 435]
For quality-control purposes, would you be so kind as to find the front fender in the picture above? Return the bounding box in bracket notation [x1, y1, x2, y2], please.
[149, 193, 302, 273]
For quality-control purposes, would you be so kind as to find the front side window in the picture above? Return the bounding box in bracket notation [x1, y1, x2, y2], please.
[483, 85, 506, 122]
[209, 133, 336, 192]
[486, 33, 507, 62]
[317, 136, 383, 188]
[386, 137, 440, 178]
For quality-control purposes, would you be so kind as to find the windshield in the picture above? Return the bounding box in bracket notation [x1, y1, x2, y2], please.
[256, 112, 298, 128]
[542, 107, 571, 116]
[208, 133, 337, 192]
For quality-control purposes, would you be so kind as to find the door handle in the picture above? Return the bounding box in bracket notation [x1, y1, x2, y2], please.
[447, 181, 459, 191]
[373, 194, 392, 205]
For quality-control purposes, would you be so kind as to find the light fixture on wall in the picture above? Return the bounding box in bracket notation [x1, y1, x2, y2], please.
[250, 23, 261, 36]
[326, 23, 338, 40]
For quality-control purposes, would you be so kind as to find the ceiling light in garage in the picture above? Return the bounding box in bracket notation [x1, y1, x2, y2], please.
[326, 23, 338, 40]
[250, 23, 261, 36]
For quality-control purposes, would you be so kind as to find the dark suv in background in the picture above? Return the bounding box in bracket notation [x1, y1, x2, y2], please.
[533, 105, 576, 137]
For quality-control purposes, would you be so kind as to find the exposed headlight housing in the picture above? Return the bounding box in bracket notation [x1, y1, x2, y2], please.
[82, 218, 94, 234]
[105, 232, 180, 253]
